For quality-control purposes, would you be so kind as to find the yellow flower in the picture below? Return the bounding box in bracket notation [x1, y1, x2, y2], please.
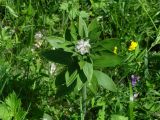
[128, 41, 138, 51]
[113, 46, 118, 54]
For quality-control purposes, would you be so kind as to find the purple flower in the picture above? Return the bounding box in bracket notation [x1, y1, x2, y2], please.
[131, 75, 140, 87]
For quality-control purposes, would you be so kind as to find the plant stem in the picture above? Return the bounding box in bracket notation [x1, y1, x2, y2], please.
[129, 80, 134, 120]
[144, 49, 149, 79]
[81, 84, 87, 120]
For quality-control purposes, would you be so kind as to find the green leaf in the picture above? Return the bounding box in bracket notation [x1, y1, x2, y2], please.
[79, 16, 88, 38]
[41, 49, 74, 65]
[5, 92, 22, 116]
[80, 11, 89, 18]
[88, 19, 101, 41]
[65, 28, 72, 41]
[5, 6, 18, 17]
[78, 60, 85, 70]
[89, 31, 101, 41]
[79, 16, 83, 38]
[98, 38, 120, 52]
[60, 2, 68, 11]
[56, 81, 77, 97]
[43, 113, 53, 120]
[78, 70, 87, 83]
[46, 36, 73, 52]
[83, 62, 93, 81]
[65, 70, 78, 87]
[0, 104, 11, 120]
[70, 22, 77, 41]
[69, 7, 78, 19]
[46, 36, 65, 48]
[88, 18, 99, 33]
[55, 70, 66, 86]
[111, 115, 128, 120]
[0, 92, 27, 120]
[88, 74, 98, 94]
[76, 74, 84, 91]
[92, 53, 123, 67]
[93, 70, 117, 92]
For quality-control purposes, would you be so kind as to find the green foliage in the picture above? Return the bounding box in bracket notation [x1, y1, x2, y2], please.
[111, 115, 128, 120]
[43, 113, 53, 120]
[0, 0, 160, 119]
[0, 92, 27, 120]
[82, 61, 93, 81]
[92, 53, 123, 68]
[94, 70, 117, 92]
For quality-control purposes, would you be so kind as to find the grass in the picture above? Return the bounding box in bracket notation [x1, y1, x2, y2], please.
[0, 0, 160, 119]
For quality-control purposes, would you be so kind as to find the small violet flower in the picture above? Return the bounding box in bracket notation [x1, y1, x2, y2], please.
[131, 75, 140, 87]
[75, 39, 91, 55]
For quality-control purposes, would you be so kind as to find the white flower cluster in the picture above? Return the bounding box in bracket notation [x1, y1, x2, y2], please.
[50, 63, 56, 75]
[34, 31, 43, 40]
[75, 39, 91, 55]
[34, 31, 43, 48]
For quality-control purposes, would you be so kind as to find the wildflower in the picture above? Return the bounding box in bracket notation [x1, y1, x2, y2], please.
[34, 31, 43, 48]
[50, 63, 56, 75]
[113, 46, 118, 54]
[133, 93, 139, 100]
[131, 75, 140, 87]
[128, 41, 138, 51]
[50, 63, 57, 75]
[75, 39, 91, 55]
[34, 31, 43, 40]
[130, 93, 139, 101]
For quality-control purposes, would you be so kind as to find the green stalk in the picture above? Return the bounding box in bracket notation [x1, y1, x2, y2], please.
[138, 0, 158, 31]
[129, 80, 134, 120]
[80, 84, 87, 120]
[144, 48, 149, 79]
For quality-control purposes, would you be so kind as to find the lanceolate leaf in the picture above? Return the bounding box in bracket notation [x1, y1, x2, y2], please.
[76, 74, 84, 91]
[5, 5, 18, 17]
[92, 53, 123, 68]
[83, 62, 93, 81]
[46, 36, 66, 49]
[98, 38, 120, 52]
[94, 70, 117, 92]
[65, 70, 78, 87]
[88, 18, 99, 33]
[79, 16, 83, 38]
[88, 74, 98, 94]
[88, 18, 101, 41]
[41, 49, 74, 65]
[79, 16, 88, 38]
[70, 22, 77, 41]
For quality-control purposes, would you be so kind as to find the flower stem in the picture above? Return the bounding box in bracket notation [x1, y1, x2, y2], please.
[144, 49, 149, 79]
[129, 80, 134, 120]
[81, 84, 87, 120]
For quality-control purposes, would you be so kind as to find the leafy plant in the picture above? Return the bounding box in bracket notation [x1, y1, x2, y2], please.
[41, 14, 123, 119]
[0, 92, 27, 120]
